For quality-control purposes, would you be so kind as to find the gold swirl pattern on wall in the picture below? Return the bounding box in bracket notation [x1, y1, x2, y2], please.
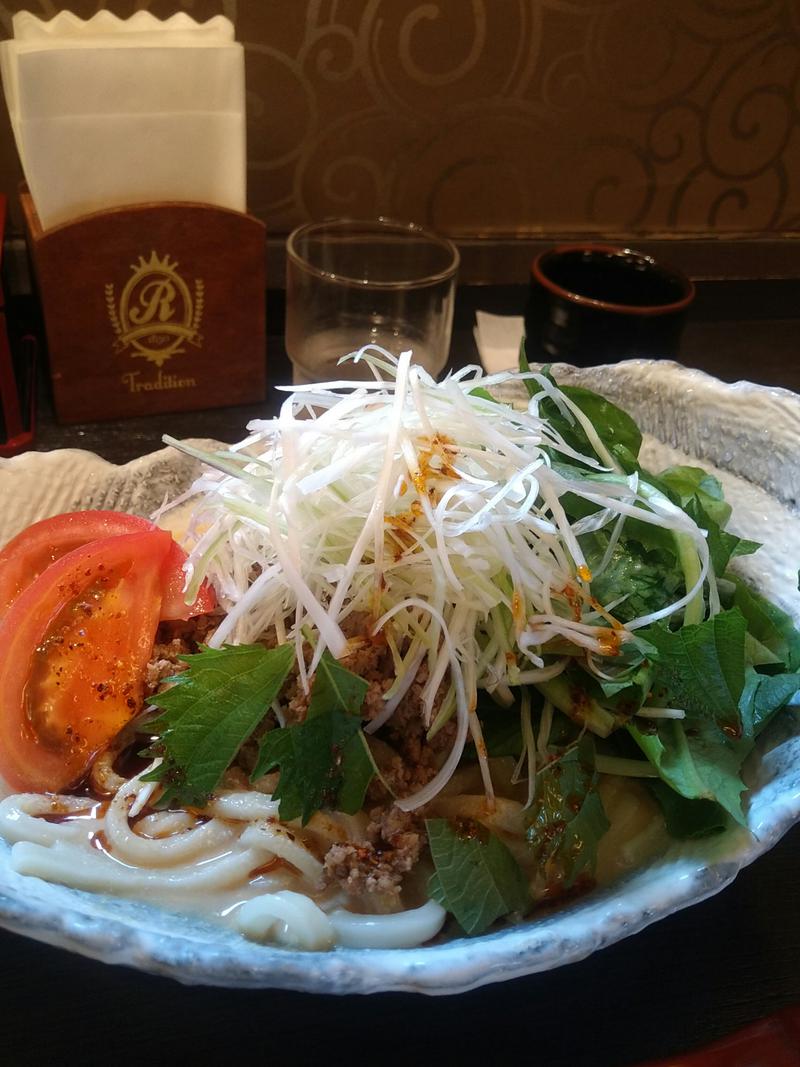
[0, 0, 797, 236]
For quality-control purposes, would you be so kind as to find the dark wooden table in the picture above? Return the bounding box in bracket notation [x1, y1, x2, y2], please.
[2, 284, 799, 1067]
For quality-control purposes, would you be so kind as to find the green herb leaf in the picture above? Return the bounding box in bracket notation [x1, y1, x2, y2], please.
[473, 693, 525, 759]
[307, 649, 370, 719]
[659, 466, 732, 526]
[628, 717, 748, 825]
[744, 632, 783, 667]
[597, 661, 654, 718]
[518, 359, 642, 459]
[525, 736, 610, 891]
[254, 710, 373, 825]
[739, 667, 800, 738]
[648, 466, 760, 575]
[638, 609, 747, 726]
[467, 385, 498, 404]
[683, 497, 760, 576]
[252, 651, 373, 824]
[731, 578, 800, 671]
[559, 385, 642, 458]
[426, 817, 530, 935]
[647, 780, 729, 840]
[583, 531, 682, 625]
[541, 386, 642, 462]
[144, 643, 295, 807]
[518, 338, 537, 398]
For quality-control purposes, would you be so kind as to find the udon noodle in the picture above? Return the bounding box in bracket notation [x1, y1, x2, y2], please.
[0, 766, 448, 949]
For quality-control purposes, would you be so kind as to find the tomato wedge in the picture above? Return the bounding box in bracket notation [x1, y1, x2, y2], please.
[0, 530, 172, 792]
[0, 510, 215, 621]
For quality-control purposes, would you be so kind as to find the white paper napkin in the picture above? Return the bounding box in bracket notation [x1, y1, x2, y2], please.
[1, 11, 246, 230]
[473, 311, 525, 374]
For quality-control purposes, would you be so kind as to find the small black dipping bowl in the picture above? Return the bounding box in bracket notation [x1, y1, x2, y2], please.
[524, 243, 695, 367]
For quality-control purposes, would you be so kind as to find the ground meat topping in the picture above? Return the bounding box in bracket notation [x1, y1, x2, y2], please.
[145, 611, 449, 900]
[322, 806, 425, 900]
[279, 618, 395, 725]
[144, 613, 222, 695]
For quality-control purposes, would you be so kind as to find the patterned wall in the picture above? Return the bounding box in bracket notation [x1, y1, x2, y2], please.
[1, 0, 799, 238]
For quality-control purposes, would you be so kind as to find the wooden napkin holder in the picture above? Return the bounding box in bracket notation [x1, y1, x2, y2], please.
[20, 188, 266, 423]
[0, 193, 37, 454]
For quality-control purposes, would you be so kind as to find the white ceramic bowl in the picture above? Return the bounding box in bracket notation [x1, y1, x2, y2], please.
[0, 360, 798, 994]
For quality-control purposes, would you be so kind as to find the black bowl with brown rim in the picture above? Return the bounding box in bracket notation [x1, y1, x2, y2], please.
[524, 243, 695, 367]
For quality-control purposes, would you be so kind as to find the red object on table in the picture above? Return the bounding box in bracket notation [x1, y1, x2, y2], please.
[642, 1004, 800, 1067]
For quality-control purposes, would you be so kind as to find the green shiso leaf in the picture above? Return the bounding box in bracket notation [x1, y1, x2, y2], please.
[252, 651, 373, 824]
[626, 609, 755, 823]
[143, 643, 294, 808]
[637, 609, 748, 725]
[628, 716, 748, 825]
[254, 710, 373, 825]
[307, 649, 370, 719]
[525, 736, 610, 891]
[731, 577, 800, 671]
[647, 780, 729, 840]
[427, 817, 530, 935]
[629, 612, 800, 827]
[739, 667, 800, 738]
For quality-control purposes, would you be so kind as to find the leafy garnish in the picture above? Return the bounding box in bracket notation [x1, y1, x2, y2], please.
[638, 609, 748, 725]
[583, 530, 681, 624]
[597, 660, 654, 717]
[144, 644, 294, 808]
[426, 817, 530, 935]
[254, 711, 373, 825]
[739, 668, 800, 738]
[626, 610, 755, 824]
[683, 497, 759, 575]
[525, 736, 610, 892]
[518, 338, 538, 398]
[251, 650, 373, 824]
[307, 649, 369, 718]
[467, 384, 497, 404]
[731, 578, 800, 671]
[647, 780, 729, 840]
[659, 465, 733, 527]
[629, 716, 748, 825]
[553, 384, 642, 459]
[473, 693, 525, 759]
[519, 351, 642, 459]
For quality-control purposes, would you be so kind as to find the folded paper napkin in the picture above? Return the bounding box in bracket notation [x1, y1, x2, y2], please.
[473, 311, 525, 374]
[1, 10, 246, 229]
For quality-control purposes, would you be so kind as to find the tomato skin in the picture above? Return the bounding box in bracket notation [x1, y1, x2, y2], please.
[160, 541, 216, 621]
[0, 510, 215, 621]
[0, 530, 172, 792]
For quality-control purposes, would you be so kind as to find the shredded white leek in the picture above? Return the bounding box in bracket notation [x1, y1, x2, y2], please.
[163, 348, 711, 810]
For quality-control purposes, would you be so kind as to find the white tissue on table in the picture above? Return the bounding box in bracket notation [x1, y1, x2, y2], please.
[0, 11, 246, 230]
[474, 311, 525, 374]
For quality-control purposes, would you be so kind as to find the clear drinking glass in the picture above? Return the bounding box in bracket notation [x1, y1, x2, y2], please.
[285, 217, 459, 384]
